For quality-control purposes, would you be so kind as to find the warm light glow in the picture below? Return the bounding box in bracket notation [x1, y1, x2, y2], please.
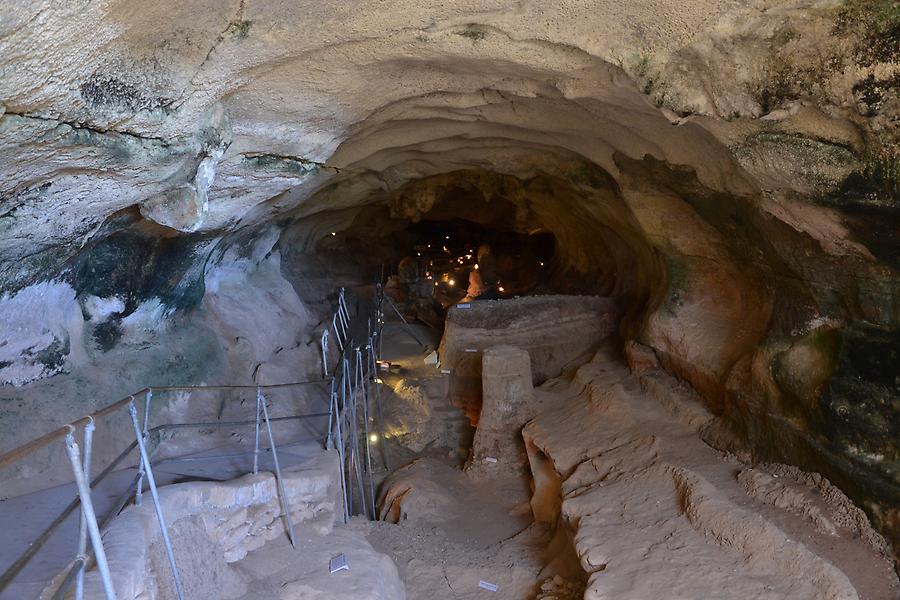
[498, 286, 505, 292]
[474, 264, 479, 270]
[369, 434, 378, 443]
[448, 279, 455, 286]
[445, 235, 450, 240]
[539, 261, 544, 266]
[330, 232, 336, 236]
[373, 378, 384, 384]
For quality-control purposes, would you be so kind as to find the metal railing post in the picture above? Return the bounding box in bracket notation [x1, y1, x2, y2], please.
[349, 351, 368, 519]
[258, 390, 297, 548]
[321, 329, 330, 378]
[64, 428, 117, 600]
[369, 341, 390, 471]
[384, 294, 427, 349]
[358, 347, 377, 519]
[332, 385, 349, 523]
[332, 315, 345, 352]
[128, 403, 185, 600]
[135, 389, 152, 507]
[74, 417, 94, 600]
[326, 377, 336, 450]
[253, 389, 262, 475]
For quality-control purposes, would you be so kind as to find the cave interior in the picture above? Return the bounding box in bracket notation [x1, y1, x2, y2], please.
[0, 1, 899, 599]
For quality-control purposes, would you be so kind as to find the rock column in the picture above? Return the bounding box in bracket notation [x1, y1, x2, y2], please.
[470, 345, 533, 471]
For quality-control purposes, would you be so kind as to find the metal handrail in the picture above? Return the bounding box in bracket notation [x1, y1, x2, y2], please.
[0, 288, 358, 600]
[0, 382, 333, 599]
[0, 379, 329, 472]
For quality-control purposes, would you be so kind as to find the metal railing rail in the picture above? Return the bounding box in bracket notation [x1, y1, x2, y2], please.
[0, 339, 341, 599]
[0, 379, 330, 473]
[320, 285, 394, 524]
[0, 286, 392, 600]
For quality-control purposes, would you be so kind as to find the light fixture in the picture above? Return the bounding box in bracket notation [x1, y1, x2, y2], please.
[539, 261, 544, 266]
[448, 279, 455, 286]
[369, 434, 378, 443]
[498, 285, 505, 292]
[330, 232, 336, 236]
[474, 264, 479, 270]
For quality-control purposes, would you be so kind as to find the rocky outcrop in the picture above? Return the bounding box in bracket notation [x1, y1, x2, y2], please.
[439, 295, 618, 384]
[468, 345, 534, 470]
[522, 350, 896, 600]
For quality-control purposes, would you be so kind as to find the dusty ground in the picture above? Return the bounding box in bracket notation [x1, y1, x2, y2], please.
[363, 308, 899, 600]
[233, 526, 403, 600]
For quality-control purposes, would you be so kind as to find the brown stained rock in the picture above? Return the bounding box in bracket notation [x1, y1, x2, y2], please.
[624, 339, 659, 373]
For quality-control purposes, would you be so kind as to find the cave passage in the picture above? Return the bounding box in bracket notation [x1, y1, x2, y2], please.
[1, 2, 899, 599]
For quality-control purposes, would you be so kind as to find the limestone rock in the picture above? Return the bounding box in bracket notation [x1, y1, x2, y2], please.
[140, 184, 207, 232]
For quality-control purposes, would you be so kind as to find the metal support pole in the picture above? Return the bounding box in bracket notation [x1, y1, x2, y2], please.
[128, 403, 185, 600]
[333, 386, 349, 523]
[74, 417, 94, 600]
[358, 348, 377, 519]
[369, 344, 391, 471]
[258, 390, 297, 548]
[321, 329, 330, 378]
[326, 377, 336, 450]
[350, 350, 369, 519]
[253, 390, 262, 475]
[135, 390, 152, 507]
[64, 429, 117, 600]
[338, 289, 351, 332]
[332, 315, 345, 352]
[384, 294, 427, 349]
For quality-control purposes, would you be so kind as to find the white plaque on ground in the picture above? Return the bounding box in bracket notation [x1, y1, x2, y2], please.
[329, 553, 349, 573]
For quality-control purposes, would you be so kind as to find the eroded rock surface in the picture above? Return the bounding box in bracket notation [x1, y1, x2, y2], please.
[523, 350, 898, 600]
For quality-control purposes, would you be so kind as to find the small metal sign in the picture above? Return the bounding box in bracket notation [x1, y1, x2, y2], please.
[329, 553, 349, 573]
[478, 580, 499, 592]
[456, 303, 472, 309]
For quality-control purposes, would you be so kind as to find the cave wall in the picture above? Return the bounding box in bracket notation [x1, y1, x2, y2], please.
[0, 0, 897, 556]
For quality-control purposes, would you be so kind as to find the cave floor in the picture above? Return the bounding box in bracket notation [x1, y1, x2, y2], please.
[356, 308, 899, 600]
